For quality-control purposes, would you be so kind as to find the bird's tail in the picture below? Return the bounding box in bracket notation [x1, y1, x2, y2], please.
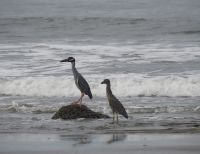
[119, 108, 128, 119]
[122, 110, 128, 119]
[87, 90, 93, 99]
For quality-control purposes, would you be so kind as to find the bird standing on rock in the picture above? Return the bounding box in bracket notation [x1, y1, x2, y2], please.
[101, 79, 128, 123]
[60, 57, 92, 106]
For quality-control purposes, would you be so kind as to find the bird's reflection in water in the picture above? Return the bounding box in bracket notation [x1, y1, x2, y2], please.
[59, 134, 92, 147]
[59, 133, 127, 146]
[72, 136, 92, 146]
[107, 133, 127, 144]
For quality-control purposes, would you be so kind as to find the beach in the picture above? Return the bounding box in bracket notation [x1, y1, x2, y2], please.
[0, 113, 199, 154]
[0, 133, 200, 154]
[0, 0, 200, 153]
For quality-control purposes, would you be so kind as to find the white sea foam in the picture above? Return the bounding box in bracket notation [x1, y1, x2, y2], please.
[0, 100, 199, 114]
[0, 101, 58, 114]
[0, 74, 200, 97]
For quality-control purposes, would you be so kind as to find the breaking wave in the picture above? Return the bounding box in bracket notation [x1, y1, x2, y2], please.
[0, 101, 57, 114]
[0, 101, 199, 114]
[0, 74, 200, 98]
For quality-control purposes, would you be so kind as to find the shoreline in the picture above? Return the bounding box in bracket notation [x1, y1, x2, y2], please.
[0, 132, 200, 154]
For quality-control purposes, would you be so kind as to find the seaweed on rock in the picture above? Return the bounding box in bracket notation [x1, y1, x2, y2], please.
[52, 104, 110, 120]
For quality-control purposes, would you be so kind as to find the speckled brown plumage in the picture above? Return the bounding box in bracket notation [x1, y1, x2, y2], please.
[101, 79, 128, 122]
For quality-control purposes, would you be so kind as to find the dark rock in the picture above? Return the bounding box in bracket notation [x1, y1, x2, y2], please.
[52, 104, 110, 120]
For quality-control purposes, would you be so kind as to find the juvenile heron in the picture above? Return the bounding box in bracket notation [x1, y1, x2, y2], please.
[60, 57, 92, 105]
[101, 79, 128, 123]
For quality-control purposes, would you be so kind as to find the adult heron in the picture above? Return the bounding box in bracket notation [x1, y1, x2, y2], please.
[60, 57, 92, 105]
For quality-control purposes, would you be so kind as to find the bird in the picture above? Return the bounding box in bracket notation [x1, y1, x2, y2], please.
[60, 57, 92, 105]
[101, 79, 128, 123]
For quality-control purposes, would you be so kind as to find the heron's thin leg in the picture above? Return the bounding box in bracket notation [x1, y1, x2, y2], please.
[71, 93, 84, 105]
[71, 98, 81, 104]
[113, 111, 115, 123]
[79, 93, 84, 106]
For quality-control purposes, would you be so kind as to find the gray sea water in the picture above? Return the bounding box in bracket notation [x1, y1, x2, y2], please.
[0, 0, 200, 134]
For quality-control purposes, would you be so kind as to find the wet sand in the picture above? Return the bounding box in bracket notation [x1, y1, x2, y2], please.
[0, 133, 199, 154]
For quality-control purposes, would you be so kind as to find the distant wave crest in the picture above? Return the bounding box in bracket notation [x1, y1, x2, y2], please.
[170, 30, 200, 35]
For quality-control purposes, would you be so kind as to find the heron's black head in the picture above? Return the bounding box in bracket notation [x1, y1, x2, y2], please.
[101, 79, 110, 85]
[60, 57, 75, 63]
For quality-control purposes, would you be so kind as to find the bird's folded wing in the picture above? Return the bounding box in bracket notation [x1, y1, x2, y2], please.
[77, 74, 92, 96]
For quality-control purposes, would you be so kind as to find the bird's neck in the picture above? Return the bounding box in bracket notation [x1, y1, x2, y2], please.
[106, 84, 112, 96]
[71, 61, 75, 68]
[71, 62, 78, 75]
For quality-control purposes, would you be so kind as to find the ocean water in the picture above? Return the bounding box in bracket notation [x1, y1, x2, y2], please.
[0, 0, 200, 134]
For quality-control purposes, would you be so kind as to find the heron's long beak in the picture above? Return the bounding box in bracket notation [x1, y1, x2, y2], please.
[60, 59, 68, 62]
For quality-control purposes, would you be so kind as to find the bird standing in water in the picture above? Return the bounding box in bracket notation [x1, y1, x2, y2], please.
[101, 79, 128, 123]
[60, 57, 92, 105]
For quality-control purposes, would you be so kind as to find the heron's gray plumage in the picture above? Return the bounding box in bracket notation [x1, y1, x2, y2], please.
[61, 57, 92, 100]
[74, 69, 92, 99]
[101, 79, 128, 120]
